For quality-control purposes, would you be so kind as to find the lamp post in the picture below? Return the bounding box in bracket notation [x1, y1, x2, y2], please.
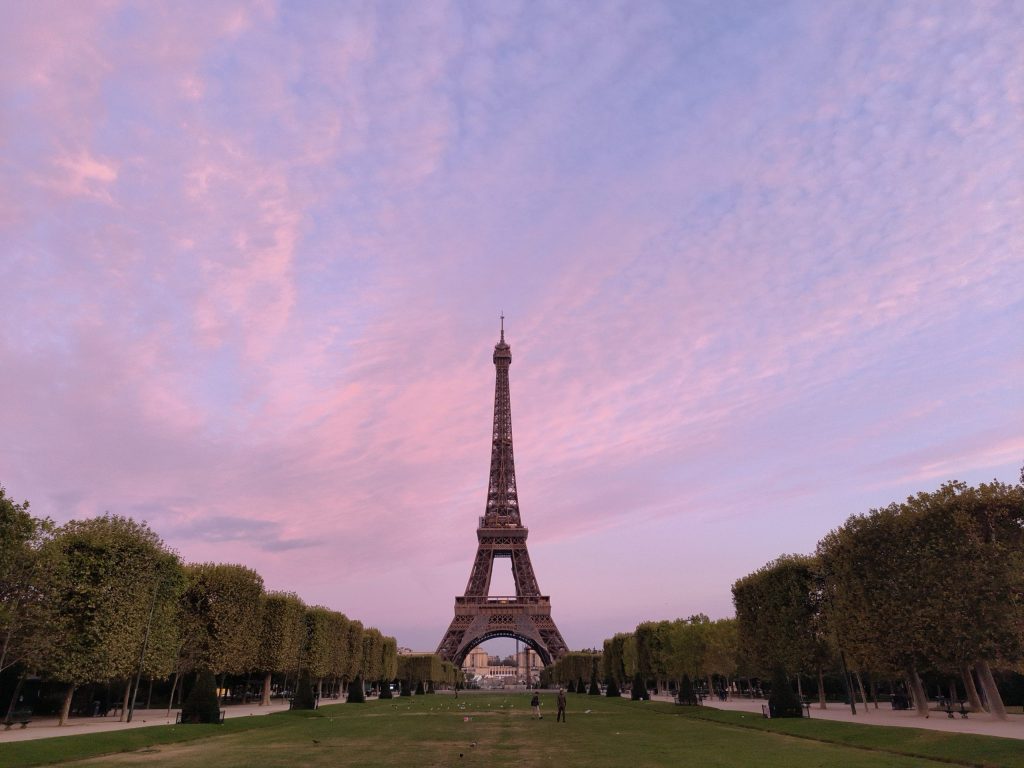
[127, 579, 161, 723]
[839, 649, 857, 716]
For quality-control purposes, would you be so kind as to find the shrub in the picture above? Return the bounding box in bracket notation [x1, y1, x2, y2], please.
[677, 674, 697, 706]
[291, 668, 317, 710]
[576, 677, 587, 694]
[605, 677, 620, 697]
[566, 680, 576, 693]
[400, 678, 412, 697]
[589, 673, 601, 695]
[768, 667, 803, 718]
[630, 672, 649, 701]
[347, 676, 366, 703]
[379, 681, 393, 699]
[415, 681, 425, 695]
[181, 669, 221, 724]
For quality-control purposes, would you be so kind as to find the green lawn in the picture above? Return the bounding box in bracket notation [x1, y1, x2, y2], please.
[4, 694, 1024, 768]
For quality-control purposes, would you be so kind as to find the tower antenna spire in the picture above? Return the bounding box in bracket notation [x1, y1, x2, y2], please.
[500, 312, 505, 342]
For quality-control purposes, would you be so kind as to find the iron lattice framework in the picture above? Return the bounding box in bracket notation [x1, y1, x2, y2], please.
[436, 322, 569, 667]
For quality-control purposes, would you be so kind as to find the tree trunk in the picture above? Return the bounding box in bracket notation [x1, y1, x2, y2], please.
[145, 677, 154, 710]
[975, 660, 1007, 720]
[262, 672, 272, 706]
[317, 677, 324, 700]
[59, 684, 76, 726]
[796, 674, 804, 700]
[870, 678, 879, 709]
[817, 668, 827, 709]
[854, 671, 868, 710]
[0, 622, 14, 678]
[961, 664, 983, 712]
[907, 666, 929, 717]
[5, 672, 26, 724]
[167, 671, 179, 717]
[948, 679, 958, 704]
[707, 673, 714, 698]
[119, 681, 131, 722]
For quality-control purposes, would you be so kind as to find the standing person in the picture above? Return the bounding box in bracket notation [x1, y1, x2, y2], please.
[531, 691, 542, 719]
[557, 688, 567, 722]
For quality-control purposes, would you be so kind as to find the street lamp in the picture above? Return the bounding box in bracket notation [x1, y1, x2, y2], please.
[127, 579, 161, 723]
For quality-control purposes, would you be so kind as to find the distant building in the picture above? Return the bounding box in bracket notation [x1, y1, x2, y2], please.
[461, 647, 543, 683]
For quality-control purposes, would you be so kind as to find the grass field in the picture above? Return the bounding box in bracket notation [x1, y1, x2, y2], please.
[4, 693, 1024, 768]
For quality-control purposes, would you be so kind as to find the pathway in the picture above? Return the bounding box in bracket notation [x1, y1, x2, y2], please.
[0, 699, 299, 744]
[650, 692, 1024, 740]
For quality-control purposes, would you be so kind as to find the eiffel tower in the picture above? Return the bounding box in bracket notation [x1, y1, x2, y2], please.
[436, 320, 569, 666]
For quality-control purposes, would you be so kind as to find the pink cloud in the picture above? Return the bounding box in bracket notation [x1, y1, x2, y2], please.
[1, 2, 1021, 652]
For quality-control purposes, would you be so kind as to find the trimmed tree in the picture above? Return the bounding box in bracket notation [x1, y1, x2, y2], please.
[677, 674, 697, 705]
[181, 669, 221, 724]
[348, 675, 366, 703]
[256, 592, 305, 706]
[292, 667, 317, 710]
[605, 677, 620, 697]
[767, 666, 803, 718]
[630, 672, 648, 700]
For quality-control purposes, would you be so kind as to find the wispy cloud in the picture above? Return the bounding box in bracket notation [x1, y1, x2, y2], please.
[1, 1, 1021, 650]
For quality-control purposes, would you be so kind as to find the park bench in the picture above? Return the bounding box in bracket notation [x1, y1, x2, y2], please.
[3, 708, 32, 729]
[937, 698, 968, 719]
[890, 694, 911, 710]
[175, 710, 226, 724]
[761, 701, 811, 718]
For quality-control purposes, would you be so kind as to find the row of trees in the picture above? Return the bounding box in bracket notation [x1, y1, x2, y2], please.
[0, 488, 397, 723]
[543, 651, 602, 693]
[732, 479, 1024, 718]
[601, 616, 738, 699]
[395, 653, 460, 695]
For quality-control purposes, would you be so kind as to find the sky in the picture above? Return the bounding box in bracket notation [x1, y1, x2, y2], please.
[1, 1, 1022, 653]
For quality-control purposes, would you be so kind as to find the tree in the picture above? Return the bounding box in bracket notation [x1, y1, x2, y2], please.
[304, 606, 334, 699]
[732, 556, 822, 682]
[602, 633, 629, 693]
[379, 636, 398, 696]
[817, 481, 1024, 719]
[256, 592, 305, 705]
[179, 563, 264, 682]
[343, 620, 364, 692]
[704, 618, 739, 697]
[635, 621, 671, 691]
[663, 615, 709, 695]
[897, 482, 1023, 717]
[361, 628, 384, 693]
[0, 487, 53, 681]
[37, 515, 182, 725]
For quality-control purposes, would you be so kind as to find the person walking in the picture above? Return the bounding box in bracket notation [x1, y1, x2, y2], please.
[556, 687, 567, 722]
[531, 691, 542, 719]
